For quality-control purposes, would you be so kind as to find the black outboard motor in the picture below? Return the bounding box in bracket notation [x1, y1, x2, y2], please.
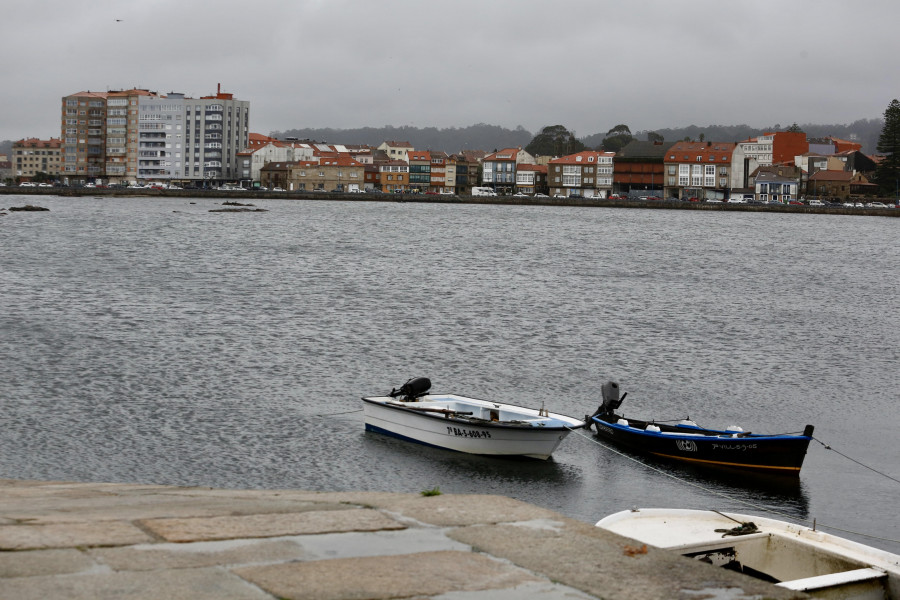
[587, 381, 627, 427]
[388, 377, 431, 401]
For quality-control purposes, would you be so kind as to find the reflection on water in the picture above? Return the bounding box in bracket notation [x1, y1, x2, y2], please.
[600, 443, 810, 516]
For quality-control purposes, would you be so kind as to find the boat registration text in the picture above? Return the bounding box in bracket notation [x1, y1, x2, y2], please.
[447, 427, 491, 439]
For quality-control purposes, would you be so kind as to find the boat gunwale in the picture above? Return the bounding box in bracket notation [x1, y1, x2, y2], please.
[591, 414, 812, 441]
[362, 396, 584, 430]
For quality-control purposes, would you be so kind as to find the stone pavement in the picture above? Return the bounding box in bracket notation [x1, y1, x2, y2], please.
[0, 479, 805, 599]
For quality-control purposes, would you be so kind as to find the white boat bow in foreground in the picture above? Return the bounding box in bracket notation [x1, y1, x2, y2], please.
[597, 508, 900, 599]
[362, 377, 584, 459]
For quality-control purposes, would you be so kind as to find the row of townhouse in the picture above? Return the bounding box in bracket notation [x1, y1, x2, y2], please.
[254, 139, 487, 194]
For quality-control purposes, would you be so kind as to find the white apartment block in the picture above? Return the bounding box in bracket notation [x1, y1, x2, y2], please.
[183, 90, 249, 182]
[61, 85, 249, 185]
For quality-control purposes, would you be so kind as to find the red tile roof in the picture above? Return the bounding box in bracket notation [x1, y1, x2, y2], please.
[549, 150, 615, 165]
[809, 170, 852, 182]
[484, 148, 521, 161]
[15, 138, 61, 148]
[666, 141, 735, 163]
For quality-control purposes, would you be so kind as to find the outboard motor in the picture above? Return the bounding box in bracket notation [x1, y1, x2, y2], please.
[588, 381, 627, 425]
[388, 377, 431, 401]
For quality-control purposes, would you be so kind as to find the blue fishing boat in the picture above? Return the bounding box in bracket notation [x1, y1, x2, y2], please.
[586, 382, 814, 474]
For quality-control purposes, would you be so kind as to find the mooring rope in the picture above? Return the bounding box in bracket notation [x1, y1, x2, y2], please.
[568, 425, 900, 545]
[312, 407, 364, 417]
[812, 435, 900, 485]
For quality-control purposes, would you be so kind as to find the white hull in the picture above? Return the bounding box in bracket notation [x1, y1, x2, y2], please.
[362, 394, 583, 460]
[597, 508, 900, 599]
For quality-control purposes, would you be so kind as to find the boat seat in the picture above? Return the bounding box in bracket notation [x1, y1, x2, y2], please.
[776, 567, 887, 592]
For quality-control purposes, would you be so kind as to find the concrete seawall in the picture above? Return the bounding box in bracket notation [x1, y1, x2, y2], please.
[0, 478, 806, 599]
[2, 186, 897, 217]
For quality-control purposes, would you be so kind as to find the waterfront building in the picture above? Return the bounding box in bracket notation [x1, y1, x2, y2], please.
[737, 131, 807, 168]
[448, 152, 482, 196]
[663, 141, 740, 201]
[482, 148, 535, 194]
[753, 171, 799, 203]
[548, 150, 615, 198]
[61, 91, 110, 182]
[183, 86, 249, 184]
[60, 85, 248, 186]
[807, 169, 853, 200]
[407, 150, 431, 193]
[377, 140, 414, 162]
[377, 159, 409, 193]
[513, 163, 547, 195]
[613, 140, 671, 197]
[429, 150, 449, 194]
[12, 137, 61, 181]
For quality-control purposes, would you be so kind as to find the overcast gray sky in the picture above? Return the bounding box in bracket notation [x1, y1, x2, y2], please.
[3, 0, 898, 143]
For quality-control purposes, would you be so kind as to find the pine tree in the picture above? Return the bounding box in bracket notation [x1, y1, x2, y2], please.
[525, 125, 585, 157]
[874, 99, 900, 198]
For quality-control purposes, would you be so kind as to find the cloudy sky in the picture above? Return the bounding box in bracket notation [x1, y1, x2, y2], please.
[3, 0, 897, 143]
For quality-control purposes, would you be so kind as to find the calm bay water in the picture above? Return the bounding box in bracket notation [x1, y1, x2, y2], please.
[1, 194, 898, 552]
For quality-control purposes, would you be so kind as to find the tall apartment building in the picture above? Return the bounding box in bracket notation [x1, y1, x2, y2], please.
[183, 87, 249, 183]
[61, 91, 109, 181]
[61, 85, 249, 185]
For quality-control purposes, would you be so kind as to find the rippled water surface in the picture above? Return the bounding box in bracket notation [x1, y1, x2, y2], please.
[2, 195, 898, 552]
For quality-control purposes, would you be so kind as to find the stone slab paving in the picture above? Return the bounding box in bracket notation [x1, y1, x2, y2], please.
[140, 508, 405, 543]
[0, 479, 807, 600]
[234, 549, 544, 600]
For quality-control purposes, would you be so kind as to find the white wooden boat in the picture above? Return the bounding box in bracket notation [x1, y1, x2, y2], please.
[362, 377, 584, 459]
[597, 508, 900, 599]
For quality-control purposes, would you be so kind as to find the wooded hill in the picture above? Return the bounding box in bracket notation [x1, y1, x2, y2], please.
[275, 119, 884, 155]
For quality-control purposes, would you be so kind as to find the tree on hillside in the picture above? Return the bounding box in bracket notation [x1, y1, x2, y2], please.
[525, 125, 585, 157]
[601, 124, 634, 153]
[786, 123, 804, 133]
[647, 131, 664, 143]
[874, 99, 900, 198]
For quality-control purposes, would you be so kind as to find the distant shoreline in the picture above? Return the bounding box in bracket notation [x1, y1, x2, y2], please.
[1, 186, 897, 216]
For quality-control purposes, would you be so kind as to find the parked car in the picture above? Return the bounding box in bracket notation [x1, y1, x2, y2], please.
[533, 193, 549, 198]
[272, 187, 285, 192]
[513, 192, 530, 197]
[867, 201, 887, 208]
[19, 182, 36, 187]
[808, 199, 825, 207]
[727, 197, 746, 204]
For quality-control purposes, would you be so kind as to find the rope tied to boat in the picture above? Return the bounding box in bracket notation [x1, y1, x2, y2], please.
[811, 436, 900, 485]
[715, 522, 760, 537]
[566, 425, 900, 545]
